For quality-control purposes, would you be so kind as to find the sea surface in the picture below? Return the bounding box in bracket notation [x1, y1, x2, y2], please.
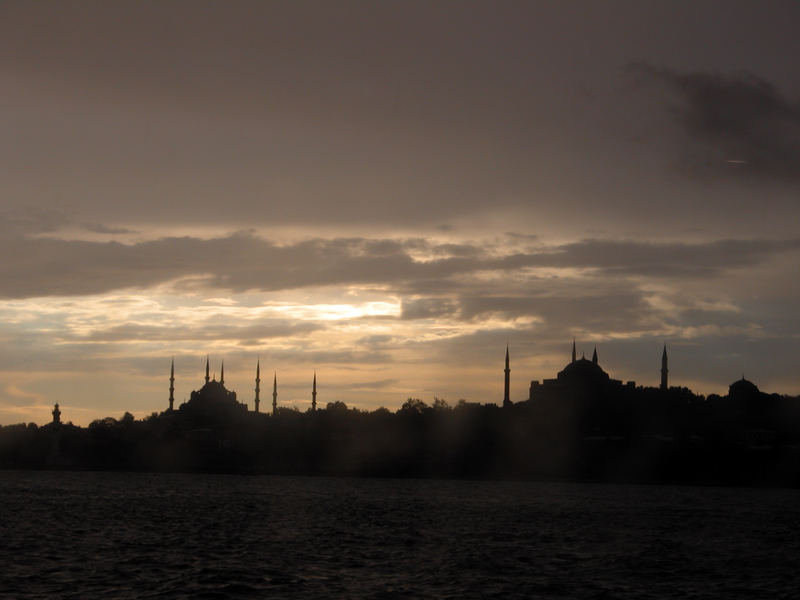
[1, 471, 799, 599]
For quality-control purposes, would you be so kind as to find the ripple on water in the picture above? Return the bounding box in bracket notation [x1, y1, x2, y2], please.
[1, 472, 800, 599]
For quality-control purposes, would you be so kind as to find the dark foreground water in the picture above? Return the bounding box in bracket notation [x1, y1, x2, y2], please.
[1, 472, 799, 599]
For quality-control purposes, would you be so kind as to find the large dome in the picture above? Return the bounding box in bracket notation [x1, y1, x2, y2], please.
[729, 377, 759, 398]
[557, 357, 610, 384]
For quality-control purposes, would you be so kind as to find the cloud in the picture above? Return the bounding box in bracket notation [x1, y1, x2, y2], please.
[400, 297, 458, 320]
[82, 223, 137, 235]
[0, 232, 798, 299]
[64, 320, 322, 343]
[631, 63, 800, 181]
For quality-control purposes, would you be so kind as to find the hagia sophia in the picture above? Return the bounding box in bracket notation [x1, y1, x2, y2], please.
[525, 340, 667, 402]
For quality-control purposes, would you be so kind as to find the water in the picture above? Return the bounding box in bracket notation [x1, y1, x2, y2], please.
[1, 472, 799, 599]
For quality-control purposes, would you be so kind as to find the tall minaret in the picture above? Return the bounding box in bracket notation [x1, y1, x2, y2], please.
[205, 355, 210, 384]
[272, 373, 278, 415]
[168, 358, 175, 411]
[220, 361, 225, 386]
[572, 338, 577, 363]
[503, 345, 511, 408]
[312, 371, 317, 411]
[660, 344, 668, 390]
[254, 359, 261, 413]
[592, 346, 598, 365]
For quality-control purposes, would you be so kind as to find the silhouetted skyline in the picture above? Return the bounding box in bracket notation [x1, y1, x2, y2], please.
[1, 2, 799, 425]
[4, 341, 799, 487]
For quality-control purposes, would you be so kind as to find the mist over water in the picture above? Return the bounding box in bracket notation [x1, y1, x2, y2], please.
[2, 471, 798, 599]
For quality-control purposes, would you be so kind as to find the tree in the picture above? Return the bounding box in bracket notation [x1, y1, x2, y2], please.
[400, 398, 428, 415]
[432, 397, 451, 411]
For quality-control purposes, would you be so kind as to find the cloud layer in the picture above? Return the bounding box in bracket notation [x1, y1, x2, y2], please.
[631, 63, 800, 181]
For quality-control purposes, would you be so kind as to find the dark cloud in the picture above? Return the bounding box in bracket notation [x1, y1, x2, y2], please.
[64, 320, 321, 343]
[631, 63, 800, 181]
[542, 238, 800, 277]
[400, 298, 458, 320]
[1, 232, 798, 299]
[82, 223, 137, 235]
[0, 207, 69, 237]
[346, 378, 398, 391]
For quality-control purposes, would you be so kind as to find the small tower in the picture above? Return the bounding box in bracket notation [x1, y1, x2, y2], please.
[503, 344, 511, 408]
[312, 371, 317, 412]
[220, 361, 225, 386]
[168, 358, 175, 411]
[660, 344, 669, 390]
[52, 403, 61, 425]
[205, 355, 210, 384]
[592, 346, 598, 365]
[254, 359, 261, 413]
[572, 338, 577, 363]
[272, 373, 278, 415]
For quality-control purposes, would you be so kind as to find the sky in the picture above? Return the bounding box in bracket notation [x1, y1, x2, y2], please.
[1, 1, 799, 425]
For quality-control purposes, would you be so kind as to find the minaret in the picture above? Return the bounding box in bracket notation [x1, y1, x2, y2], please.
[220, 361, 225, 386]
[205, 355, 210, 384]
[52, 403, 61, 425]
[272, 373, 278, 415]
[168, 358, 175, 411]
[503, 344, 511, 408]
[572, 338, 577, 363]
[592, 346, 598, 365]
[312, 371, 317, 412]
[254, 359, 261, 413]
[660, 344, 668, 390]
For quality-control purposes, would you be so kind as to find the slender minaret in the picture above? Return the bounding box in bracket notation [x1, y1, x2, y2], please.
[205, 355, 210, 384]
[220, 361, 225, 386]
[272, 373, 278, 415]
[312, 371, 317, 411]
[168, 358, 175, 411]
[254, 359, 261, 413]
[52, 403, 61, 425]
[503, 344, 511, 408]
[660, 344, 668, 390]
[592, 346, 598, 365]
[572, 338, 577, 363]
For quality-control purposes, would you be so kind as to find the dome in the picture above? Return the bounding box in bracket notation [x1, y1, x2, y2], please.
[557, 357, 610, 384]
[186, 378, 239, 408]
[729, 377, 759, 398]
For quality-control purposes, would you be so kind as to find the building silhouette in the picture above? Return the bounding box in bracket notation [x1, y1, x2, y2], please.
[166, 359, 331, 416]
[272, 373, 278, 415]
[661, 344, 669, 390]
[312, 371, 317, 411]
[503, 345, 511, 408]
[168, 358, 175, 411]
[254, 359, 261, 413]
[528, 342, 636, 402]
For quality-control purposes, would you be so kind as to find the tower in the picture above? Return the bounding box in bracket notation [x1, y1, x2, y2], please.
[220, 361, 225, 386]
[572, 338, 576, 363]
[254, 359, 261, 413]
[592, 346, 598, 365]
[272, 373, 278, 415]
[52, 403, 61, 425]
[312, 371, 317, 411]
[660, 344, 668, 390]
[168, 358, 175, 411]
[205, 355, 210, 384]
[503, 344, 511, 408]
